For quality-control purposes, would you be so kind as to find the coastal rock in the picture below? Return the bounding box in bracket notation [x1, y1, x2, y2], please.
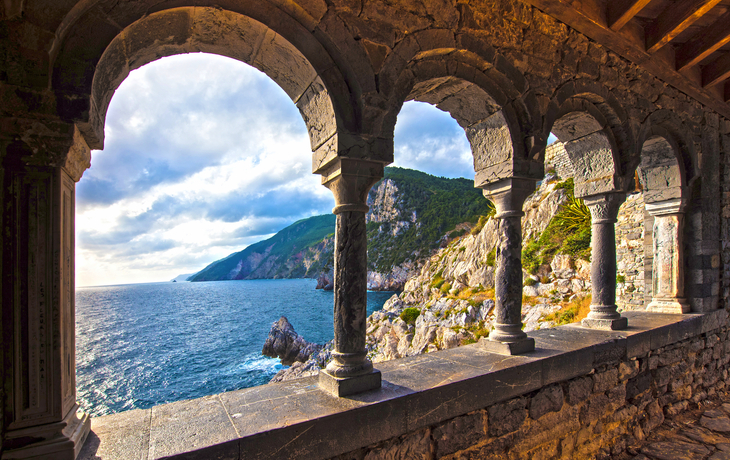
[262, 316, 323, 366]
[269, 360, 321, 383]
[316, 270, 334, 290]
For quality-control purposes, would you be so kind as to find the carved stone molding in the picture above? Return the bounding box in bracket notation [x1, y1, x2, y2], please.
[320, 158, 384, 214]
[62, 125, 91, 182]
[584, 192, 626, 224]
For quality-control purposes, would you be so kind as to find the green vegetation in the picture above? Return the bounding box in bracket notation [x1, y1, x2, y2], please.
[400, 307, 421, 325]
[616, 274, 626, 284]
[524, 277, 537, 287]
[521, 181, 592, 274]
[367, 167, 495, 272]
[440, 282, 452, 295]
[543, 296, 592, 326]
[471, 215, 490, 235]
[190, 214, 336, 281]
[486, 248, 496, 267]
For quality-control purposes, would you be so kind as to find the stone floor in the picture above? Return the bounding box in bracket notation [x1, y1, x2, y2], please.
[613, 391, 730, 460]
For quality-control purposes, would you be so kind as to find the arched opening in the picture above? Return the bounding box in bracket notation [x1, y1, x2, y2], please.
[73, 52, 350, 416]
[544, 92, 630, 330]
[633, 125, 694, 314]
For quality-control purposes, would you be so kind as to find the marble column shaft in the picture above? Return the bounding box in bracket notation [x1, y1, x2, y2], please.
[646, 198, 689, 313]
[319, 158, 383, 396]
[582, 193, 628, 330]
[481, 178, 536, 355]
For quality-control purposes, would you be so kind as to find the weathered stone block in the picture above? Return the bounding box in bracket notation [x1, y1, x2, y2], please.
[487, 397, 528, 437]
[432, 411, 487, 457]
[529, 384, 564, 420]
[566, 377, 592, 405]
[593, 369, 619, 393]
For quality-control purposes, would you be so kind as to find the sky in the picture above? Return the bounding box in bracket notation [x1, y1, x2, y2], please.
[75, 53, 476, 287]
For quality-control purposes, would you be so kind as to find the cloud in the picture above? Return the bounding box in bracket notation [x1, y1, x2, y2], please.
[392, 101, 475, 179]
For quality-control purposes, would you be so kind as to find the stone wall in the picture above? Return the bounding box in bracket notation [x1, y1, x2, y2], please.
[616, 193, 646, 311]
[334, 312, 730, 460]
[544, 142, 575, 180]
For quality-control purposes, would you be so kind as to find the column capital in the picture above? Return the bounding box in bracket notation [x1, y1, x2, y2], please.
[480, 177, 537, 218]
[320, 158, 384, 214]
[645, 197, 687, 216]
[583, 192, 626, 224]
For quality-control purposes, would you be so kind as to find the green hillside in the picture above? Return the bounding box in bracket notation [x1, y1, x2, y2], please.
[190, 214, 336, 281]
[366, 167, 494, 272]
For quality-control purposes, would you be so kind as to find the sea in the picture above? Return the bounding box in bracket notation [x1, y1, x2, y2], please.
[75, 278, 395, 417]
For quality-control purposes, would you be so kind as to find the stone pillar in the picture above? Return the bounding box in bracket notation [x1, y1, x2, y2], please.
[645, 198, 690, 313]
[1, 131, 91, 460]
[582, 193, 629, 330]
[480, 178, 536, 355]
[318, 158, 383, 397]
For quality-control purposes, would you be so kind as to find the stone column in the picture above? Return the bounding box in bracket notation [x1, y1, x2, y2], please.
[1, 129, 91, 459]
[645, 198, 690, 313]
[582, 193, 629, 330]
[318, 158, 383, 397]
[480, 178, 536, 355]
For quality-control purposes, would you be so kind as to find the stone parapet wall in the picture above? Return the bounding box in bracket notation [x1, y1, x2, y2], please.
[616, 193, 646, 311]
[333, 311, 730, 460]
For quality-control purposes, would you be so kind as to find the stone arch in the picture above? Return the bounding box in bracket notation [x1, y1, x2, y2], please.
[50, 4, 364, 171]
[636, 110, 697, 200]
[545, 80, 634, 198]
[634, 110, 697, 314]
[377, 34, 542, 187]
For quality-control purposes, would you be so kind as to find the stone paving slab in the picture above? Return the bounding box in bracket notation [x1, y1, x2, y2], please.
[614, 391, 730, 460]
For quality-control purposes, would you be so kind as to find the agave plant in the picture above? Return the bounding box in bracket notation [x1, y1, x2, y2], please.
[555, 195, 591, 233]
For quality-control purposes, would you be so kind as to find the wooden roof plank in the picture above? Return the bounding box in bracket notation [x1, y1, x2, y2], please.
[703, 51, 730, 86]
[646, 0, 723, 53]
[677, 10, 730, 71]
[608, 0, 653, 31]
[725, 82, 730, 101]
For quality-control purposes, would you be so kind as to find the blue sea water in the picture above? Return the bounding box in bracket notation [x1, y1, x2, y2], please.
[75, 279, 395, 417]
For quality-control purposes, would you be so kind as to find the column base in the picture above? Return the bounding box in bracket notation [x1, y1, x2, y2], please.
[2, 406, 91, 460]
[479, 337, 535, 355]
[646, 298, 690, 314]
[319, 369, 381, 397]
[582, 316, 628, 330]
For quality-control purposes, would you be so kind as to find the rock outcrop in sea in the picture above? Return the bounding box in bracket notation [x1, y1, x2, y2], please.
[261, 316, 324, 366]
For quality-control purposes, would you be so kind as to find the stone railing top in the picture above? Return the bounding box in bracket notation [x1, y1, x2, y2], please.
[78, 309, 728, 460]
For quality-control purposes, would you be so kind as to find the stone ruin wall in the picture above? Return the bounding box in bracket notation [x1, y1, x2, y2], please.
[616, 193, 646, 312]
[333, 316, 730, 460]
[544, 142, 575, 181]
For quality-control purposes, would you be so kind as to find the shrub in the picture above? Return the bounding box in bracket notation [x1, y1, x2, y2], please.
[471, 215, 489, 235]
[554, 195, 591, 234]
[524, 278, 538, 287]
[400, 307, 421, 325]
[486, 248, 496, 267]
[616, 274, 626, 284]
[440, 282, 452, 294]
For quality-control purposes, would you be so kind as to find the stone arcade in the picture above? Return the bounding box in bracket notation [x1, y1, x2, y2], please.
[1, 0, 729, 458]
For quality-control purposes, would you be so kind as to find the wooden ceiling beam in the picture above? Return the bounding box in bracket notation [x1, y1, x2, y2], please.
[646, 0, 723, 53]
[703, 52, 730, 87]
[725, 82, 730, 102]
[608, 0, 652, 31]
[676, 10, 730, 71]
